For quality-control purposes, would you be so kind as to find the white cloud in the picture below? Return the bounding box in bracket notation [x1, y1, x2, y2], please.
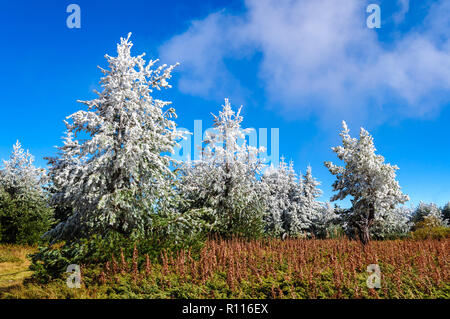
[159, 0, 450, 124]
[393, 0, 410, 24]
[159, 12, 252, 100]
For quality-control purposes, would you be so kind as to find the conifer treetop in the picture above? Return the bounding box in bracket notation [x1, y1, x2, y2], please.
[0, 140, 45, 195]
[325, 121, 409, 214]
[46, 34, 183, 239]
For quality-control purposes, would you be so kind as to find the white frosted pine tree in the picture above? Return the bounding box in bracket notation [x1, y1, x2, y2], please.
[325, 121, 409, 244]
[181, 98, 266, 238]
[261, 159, 324, 238]
[284, 163, 304, 236]
[312, 202, 339, 238]
[371, 206, 412, 239]
[46, 33, 184, 240]
[260, 165, 285, 236]
[298, 165, 323, 236]
[0, 141, 53, 244]
[411, 202, 447, 227]
[0, 141, 46, 195]
[261, 157, 297, 236]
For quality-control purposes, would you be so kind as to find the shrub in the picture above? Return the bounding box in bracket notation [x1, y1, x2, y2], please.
[92, 238, 450, 299]
[411, 226, 450, 240]
[410, 217, 450, 240]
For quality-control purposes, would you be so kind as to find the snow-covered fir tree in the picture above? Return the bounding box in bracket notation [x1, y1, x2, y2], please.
[46, 34, 184, 241]
[298, 166, 323, 236]
[45, 132, 81, 228]
[370, 206, 412, 239]
[411, 202, 447, 228]
[261, 159, 324, 237]
[283, 169, 304, 236]
[311, 202, 339, 238]
[325, 121, 409, 244]
[260, 164, 285, 237]
[0, 141, 46, 195]
[0, 141, 53, 244]
[260, 157, 299, 236]
[180, 98, 266, 238]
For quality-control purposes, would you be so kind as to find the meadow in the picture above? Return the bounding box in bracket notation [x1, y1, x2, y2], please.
[1, 238, 448, 299]
[0, 245, 34, 292]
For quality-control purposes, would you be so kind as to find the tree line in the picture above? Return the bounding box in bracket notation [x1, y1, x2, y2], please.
[1, 34, 449, 247]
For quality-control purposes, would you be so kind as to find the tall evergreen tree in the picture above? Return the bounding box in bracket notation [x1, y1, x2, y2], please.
[0, 141, 53, 244]
[261, 158, 298, 236]
[325, 121, 409, 244]
[298, 166, 323, 235]
[261, 159, 324, 237]
[0, 141, 45, 195]
[181, 99, 266, 238]
[46, 34, 183, 240]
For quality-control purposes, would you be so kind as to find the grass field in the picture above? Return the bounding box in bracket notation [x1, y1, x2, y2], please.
[0, 238, 449, 299]
[0, 245, 35, 292]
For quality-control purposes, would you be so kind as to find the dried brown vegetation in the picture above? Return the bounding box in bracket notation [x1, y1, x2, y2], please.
[96, 238, 449, 299]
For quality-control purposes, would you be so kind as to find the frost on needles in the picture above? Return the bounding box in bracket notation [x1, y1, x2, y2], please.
[38, 35, 418, 245]
[45, 33, 185, 241]
[325, 121, 409, 244]
[180, 99, 267, 238]
[0, 141, 53, 244]
[261, 158, 326, 238]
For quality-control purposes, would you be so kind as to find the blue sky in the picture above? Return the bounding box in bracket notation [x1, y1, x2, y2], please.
[0, 0, 449, 207]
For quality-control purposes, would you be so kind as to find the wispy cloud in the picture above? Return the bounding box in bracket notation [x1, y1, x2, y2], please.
[159, 0, 450, 125]
[393, 0, 410, 24]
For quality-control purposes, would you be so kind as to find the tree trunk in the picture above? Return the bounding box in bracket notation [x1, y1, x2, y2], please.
[360, 225, 370, 245]
[221, 161, 233, 234]
[359, 203, 375, 245]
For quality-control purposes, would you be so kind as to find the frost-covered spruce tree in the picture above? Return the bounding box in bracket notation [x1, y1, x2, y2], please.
[311, 202, 339, 239]
[298, 166, 323, 236]
[370, 206, 412, 239]
[181, 99, 266, 238]
[261, 158, 300, 237]
[0, 141, 46, 195]
[260, 165, 286, 237]
[261, 159, 323, 238]
[411, 202, 447, 228]
[283, 162, 305, 236]
[46, 33, 184, 241]
[0, 141, 53, 244]
[45, 132, 80, 228]
[325, 121, 409, 244]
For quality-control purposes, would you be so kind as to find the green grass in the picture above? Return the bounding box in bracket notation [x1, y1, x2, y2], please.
[0, 245, 35, 291]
